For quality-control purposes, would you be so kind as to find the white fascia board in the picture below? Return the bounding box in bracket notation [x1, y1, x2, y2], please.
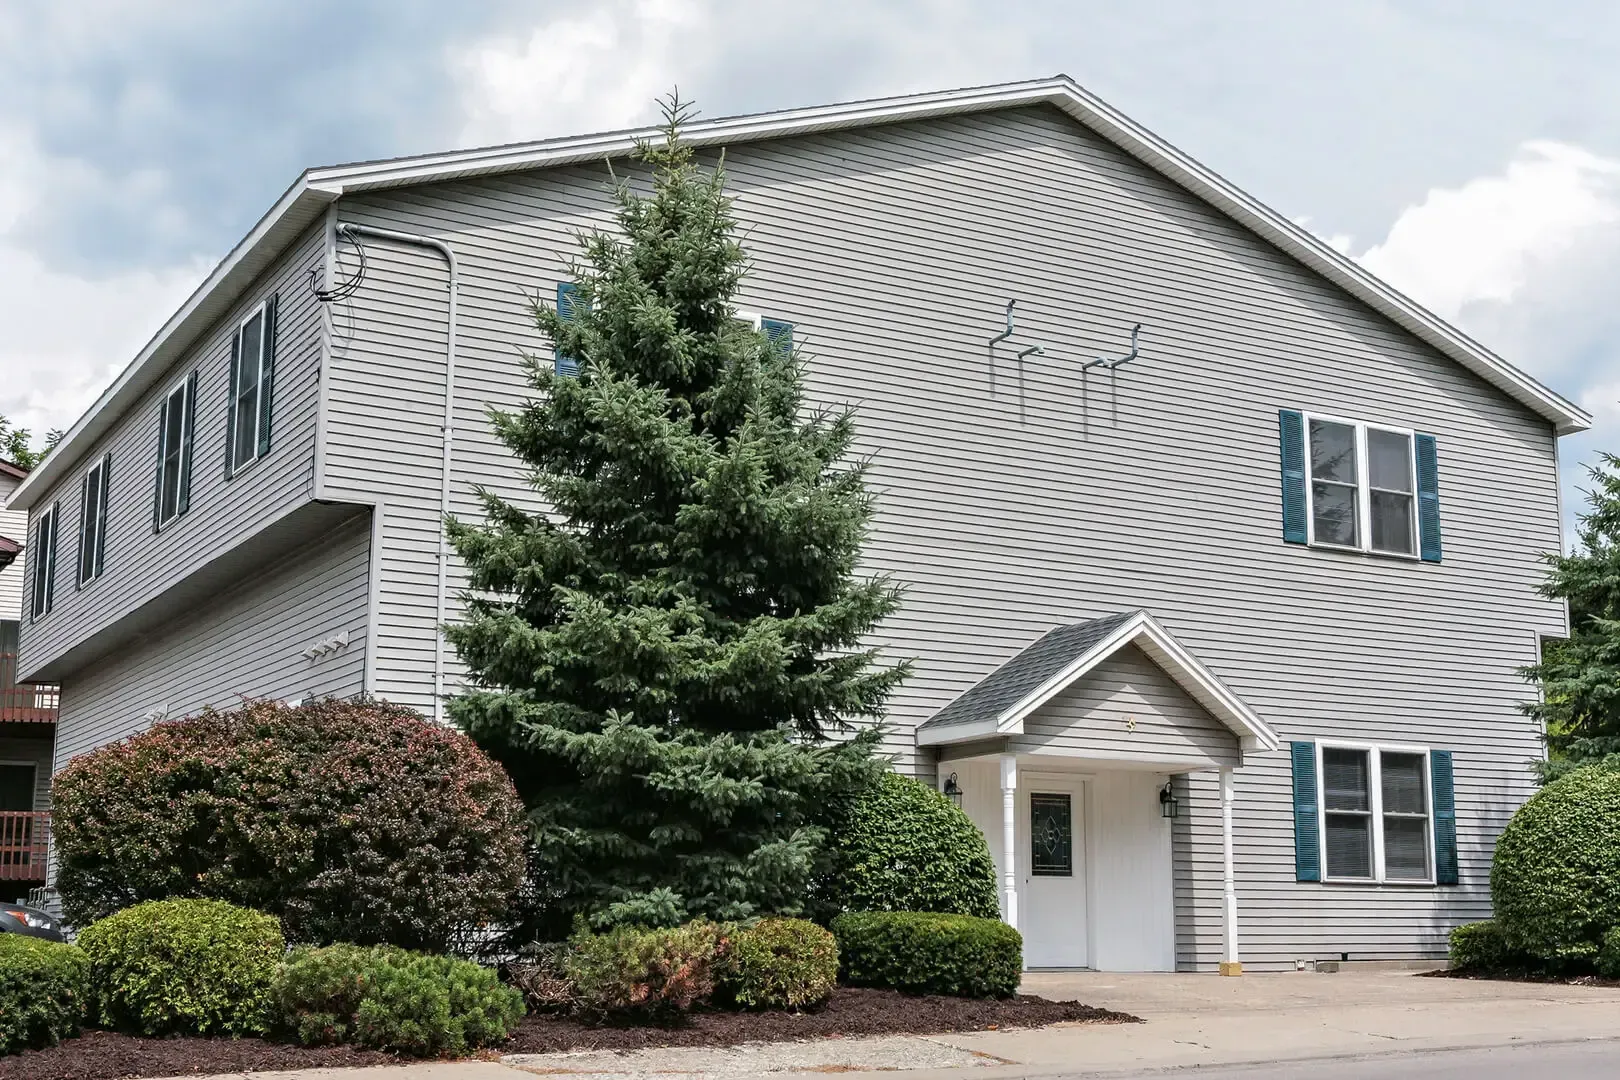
[915, 717, 1002, 747]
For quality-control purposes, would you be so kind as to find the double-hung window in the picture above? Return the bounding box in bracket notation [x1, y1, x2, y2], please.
[28, 502, 58, 620]
[1307, 416, 1417, 556]
[155, 373, 198, 530]
[77, 453, 112, 586]
[227, 297, 277, 476]
[1321, 744, 1433, 883]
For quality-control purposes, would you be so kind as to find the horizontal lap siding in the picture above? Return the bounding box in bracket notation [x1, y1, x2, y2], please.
[325, 105, 1559, 969]
[0, 475, 25, 620]
[53, 517, 371, 769]
[18, 226, 326, 682]
[1017, 646, 1239, 768]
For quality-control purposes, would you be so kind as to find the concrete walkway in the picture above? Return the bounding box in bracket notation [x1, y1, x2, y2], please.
[171, 970, 1620, 1079]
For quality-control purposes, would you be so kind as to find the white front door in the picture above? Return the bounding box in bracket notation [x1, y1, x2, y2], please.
[1021, 778, 1088, 968]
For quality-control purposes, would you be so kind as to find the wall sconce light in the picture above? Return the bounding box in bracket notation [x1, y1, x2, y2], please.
[942, 772, 963, 809]
[1160, 781, 1179, 819]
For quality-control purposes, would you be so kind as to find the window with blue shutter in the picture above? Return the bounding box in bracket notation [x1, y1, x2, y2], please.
[1431, 750, 1458, 885]
[761, 317, 794, 358]
[1415, 433, 1442, 562]
[555, 282, 581, 377]
[1278, 410, 1307, 544]
[1291, 741, 1321, 882]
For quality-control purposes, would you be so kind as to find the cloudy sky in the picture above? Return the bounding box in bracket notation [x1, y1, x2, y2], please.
[3, 1, 1619, 529]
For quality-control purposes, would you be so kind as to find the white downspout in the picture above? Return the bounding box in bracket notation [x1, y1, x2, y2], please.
[335, 223, 458, 725]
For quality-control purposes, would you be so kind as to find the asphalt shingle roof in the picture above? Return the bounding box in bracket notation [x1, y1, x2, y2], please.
[919, 610, 1142, 732]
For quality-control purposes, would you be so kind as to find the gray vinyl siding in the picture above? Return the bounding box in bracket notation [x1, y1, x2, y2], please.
[0, 473, 25, 621]
[320, 104, 1561, 969]
[52, 515, 370, 770]
[1014, 646, 1239, 768]
[17, 225, 325, 683]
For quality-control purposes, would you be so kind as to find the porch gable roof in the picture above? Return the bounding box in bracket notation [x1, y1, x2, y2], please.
[915, 610, 1279, 753]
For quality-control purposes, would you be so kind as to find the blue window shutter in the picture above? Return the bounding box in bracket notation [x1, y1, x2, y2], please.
[257, 293, 278, 458]
[761, 318, 794, 358]
[554, 282, 580, 377]
[1279, 410, 1307, 544]
[1415, 433, 1442, 562]
[1291, 741, 1321, 882]
[1431, 750, 1458, 885]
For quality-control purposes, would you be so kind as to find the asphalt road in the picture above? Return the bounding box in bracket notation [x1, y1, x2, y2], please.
[1108, 1039, 1620, 1078]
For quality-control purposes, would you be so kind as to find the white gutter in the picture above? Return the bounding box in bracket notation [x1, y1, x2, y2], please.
[336, 223, 459, 724]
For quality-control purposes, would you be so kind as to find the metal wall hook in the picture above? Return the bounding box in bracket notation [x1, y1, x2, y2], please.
[988, 300, 1017, 348]
[1085, 324, 1144, 371]
[1016, 344, 1044, 361]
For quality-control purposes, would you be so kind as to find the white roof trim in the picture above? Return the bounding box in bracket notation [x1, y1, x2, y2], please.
[920, 611, 1279, 752]
[12, 74, 1587, 508]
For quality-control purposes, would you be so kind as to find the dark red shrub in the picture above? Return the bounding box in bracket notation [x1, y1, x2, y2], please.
[53, 698, 526, 950]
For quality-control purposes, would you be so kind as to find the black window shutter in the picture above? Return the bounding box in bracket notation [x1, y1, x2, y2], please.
[1415, 433, 1442, 562]
[258, 294, 278, 458]
[1291, 740, 1321, 882]
[1279, 409, 1307, 544]
[1431, 750, 1458, 885]
[179, 371, 198, 515]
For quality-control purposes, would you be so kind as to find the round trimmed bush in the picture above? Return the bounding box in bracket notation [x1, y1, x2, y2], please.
[271, 944, 524, 1056]
[817, 772, 998, 919]
[832, 911, 1022, 998]
[1448, 920, 1521, 973]
[721, 917, 838, 1010]
[79, 899, 283, 1036]
[53, 697, 526, 950]
[0, 936, 89, 1054]
[1491, 766, 1620, 964]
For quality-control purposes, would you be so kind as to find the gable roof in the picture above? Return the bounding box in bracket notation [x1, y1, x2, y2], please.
[0, 535, 19, 573]
[9, 75, 1590, 510]
[916, 610, 1279, 752]
[0, 459, 27, 484]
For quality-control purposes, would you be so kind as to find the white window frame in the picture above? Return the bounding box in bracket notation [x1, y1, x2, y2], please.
[1317, 741, 1435, 886]
[732, 309, 764, 330]
[28, 502, 58, 621]
[155, 374, 195, 531]
[228, 300, 271, 475]
[1302, 411, 1420, 559]
[76, 452, 112, 588]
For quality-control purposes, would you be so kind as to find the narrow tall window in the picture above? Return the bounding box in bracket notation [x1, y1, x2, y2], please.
[1322, 747, 1373, 879]
[155, 373, 197, 529]
[228, 298, 276, 474]
[29, 503, 58, 620]
[1307, 419, 1359, 548]
[77, 453, 112, 586]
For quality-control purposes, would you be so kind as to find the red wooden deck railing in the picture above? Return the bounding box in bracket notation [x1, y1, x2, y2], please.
[0, 654, 57, 724]
[0, 813, 48, 881]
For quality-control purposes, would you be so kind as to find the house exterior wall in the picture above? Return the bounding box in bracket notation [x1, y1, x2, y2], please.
[16, 224, 327, 684]
[317, 102, 1564, 970]
[1015, 645, 1240, 768]
[52, 515, 370, 769]
[0, 472, 25, 621]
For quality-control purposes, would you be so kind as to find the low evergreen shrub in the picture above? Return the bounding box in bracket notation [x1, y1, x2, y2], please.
[721, 917, 838, 1010]
[0, 936, 89, 1054]
[832, 911, 1021, 998]
[564, 921, 730, 1017]
[1448, 920, 1522, 973]
[77, 898, 283, 1036]
[272, 944, 523, 1056]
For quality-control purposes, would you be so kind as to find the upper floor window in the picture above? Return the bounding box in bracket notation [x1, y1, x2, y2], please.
[228, 296, 279, 476]
[1278, 409, 1442, 562]
[28, 502, 58, 620]
[155, 372, 198, 530]
[77, 453, 112, 587]
[1320, 743, 1433, 883]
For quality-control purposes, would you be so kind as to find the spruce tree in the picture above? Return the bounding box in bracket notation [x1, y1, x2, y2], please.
[1524, 453, 1620, 782]
[446, 97, 905, 934]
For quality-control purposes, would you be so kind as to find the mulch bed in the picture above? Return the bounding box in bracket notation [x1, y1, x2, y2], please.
[1422, 968, 1620, 988]
[0, 988, 1138, 1080]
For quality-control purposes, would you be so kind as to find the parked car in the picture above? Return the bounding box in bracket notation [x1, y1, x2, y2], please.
[0, 904, 65, 942]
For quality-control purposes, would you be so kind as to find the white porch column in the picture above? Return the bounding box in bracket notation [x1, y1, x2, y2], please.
[999, 754, 1018, 930]
[1219, 766, 1242, 976]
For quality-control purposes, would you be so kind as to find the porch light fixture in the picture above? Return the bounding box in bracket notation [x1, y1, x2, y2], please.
[1159, 782, 1179, 819]
[942, 772, 963, 808]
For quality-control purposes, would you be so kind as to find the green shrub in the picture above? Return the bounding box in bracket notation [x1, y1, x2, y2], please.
[815, 772, 998, 920]
[272, 944, 523, 1056]
[53, 698, 526, 950]
[1448, 920, 1522, 973]
[832, 911, 1021, 998]
[1491, 766, 1620, 964]
[78, 899, 283, 1036]
[1598, 927, 1620, 980]
[0, 936, 89, 1054]
[565, 921, 730, 1017]
[721, 918, 838, 1010]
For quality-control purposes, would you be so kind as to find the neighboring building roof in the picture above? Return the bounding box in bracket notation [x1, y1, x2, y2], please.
[0, 459, 26, 483]
[916, 609, 1279, 751]
[0, 535, 19, 573]
[9, 75, 1591, 510]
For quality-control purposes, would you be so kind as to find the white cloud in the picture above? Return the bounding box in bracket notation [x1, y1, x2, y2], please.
[0, 123, 207, 440]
